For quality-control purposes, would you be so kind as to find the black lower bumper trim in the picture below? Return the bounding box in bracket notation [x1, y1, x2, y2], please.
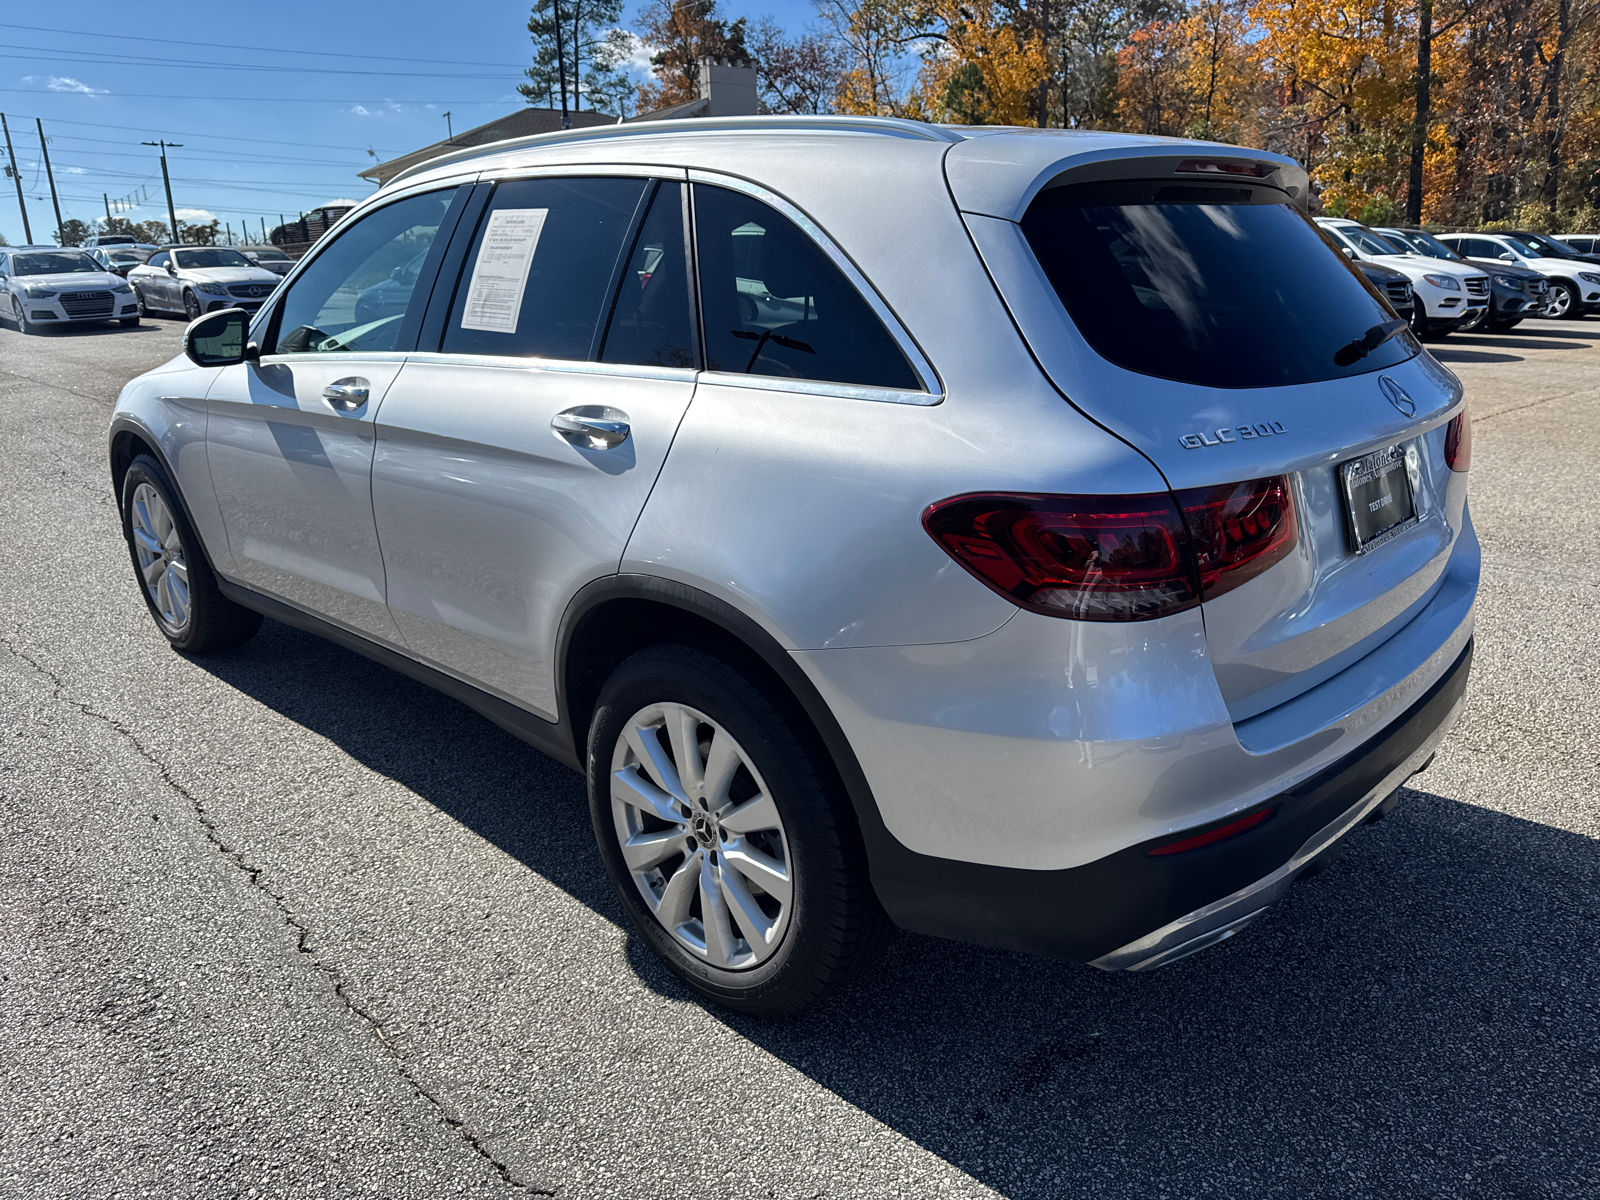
[866, 639, 1474, 962]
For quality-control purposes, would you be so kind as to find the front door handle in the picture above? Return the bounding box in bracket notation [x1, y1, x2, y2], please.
[552, 407, 630, 449]
[322, 378, 370, 411]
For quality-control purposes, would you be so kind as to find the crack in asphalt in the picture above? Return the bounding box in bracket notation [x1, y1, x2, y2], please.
[0, 629, 551, 1196]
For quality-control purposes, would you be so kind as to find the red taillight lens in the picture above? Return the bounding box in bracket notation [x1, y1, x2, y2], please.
[1174, 158, 1274, 178]
[1444, 408, 1471, 472]
[1146, 806, 1275, 856]
[921, 492, 1199, 621]
[924, 477, 1298, 621]
[1172, 476, 1299, 601]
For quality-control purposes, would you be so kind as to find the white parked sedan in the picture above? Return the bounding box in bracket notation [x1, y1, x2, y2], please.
[126, 246, 283, 321]
[0, 246, 140, 332]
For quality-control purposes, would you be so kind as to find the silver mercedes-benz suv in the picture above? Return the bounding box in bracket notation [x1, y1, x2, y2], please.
[109, 117, 1477, 1015]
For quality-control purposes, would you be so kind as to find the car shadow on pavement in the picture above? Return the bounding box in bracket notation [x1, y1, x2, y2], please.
[1429, 349, 1526, 364]
[197, 620, 1600, 1200]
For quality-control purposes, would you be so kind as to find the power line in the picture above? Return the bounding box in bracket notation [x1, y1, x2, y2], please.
[0, 113, 400, 154]
[0, 22, 529, 69]
[0, 88, 512, 105]
[0, 46, 519, 80]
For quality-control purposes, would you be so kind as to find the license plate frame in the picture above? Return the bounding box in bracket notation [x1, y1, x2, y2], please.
[1339, 444, 1418, 554]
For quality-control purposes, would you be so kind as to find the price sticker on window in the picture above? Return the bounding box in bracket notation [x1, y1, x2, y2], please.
[460, 207, 548, 334]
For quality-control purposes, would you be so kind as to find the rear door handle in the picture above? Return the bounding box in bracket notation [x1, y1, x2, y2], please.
[552, 408, 630, 449]
[322, 378, 370, 410]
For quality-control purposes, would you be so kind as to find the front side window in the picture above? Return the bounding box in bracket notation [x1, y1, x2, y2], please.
[441, 176, 648, 360]
[1022, 181, 1419, 389]
[693, 184, 920, 390]
[146, 252, 170, 269]
[273, 188, 454, 354]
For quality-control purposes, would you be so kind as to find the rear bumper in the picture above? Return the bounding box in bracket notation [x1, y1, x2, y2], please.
[868, 637, 1472, 966]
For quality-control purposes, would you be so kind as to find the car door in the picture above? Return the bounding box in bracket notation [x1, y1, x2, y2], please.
[371, 173, 698, 716]
[141, 251, 175, 309]
[203, 184, 467, 642]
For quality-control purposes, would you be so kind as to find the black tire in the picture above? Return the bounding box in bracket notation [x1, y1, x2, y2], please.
[1550, 279, 1581, 320]
[15, 296, 36, 335]
[133, 286, 149, 317]
[182, 290, 202, 321]
[120, 453, 262, 653]
[120, 316, 141, 328]
[587, 644, 888, 1016]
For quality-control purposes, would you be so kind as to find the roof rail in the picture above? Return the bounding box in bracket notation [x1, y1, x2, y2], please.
[383, 115, 961, 189]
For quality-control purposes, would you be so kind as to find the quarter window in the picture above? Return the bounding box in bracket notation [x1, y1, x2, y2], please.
[693, 184, 920, 391]
[441, 176, 648, 360]
[273, 188, 455, 355]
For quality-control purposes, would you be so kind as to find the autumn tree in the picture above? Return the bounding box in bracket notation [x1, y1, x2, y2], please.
[635, 0, 750, 111]
[749, 17, 848, 112]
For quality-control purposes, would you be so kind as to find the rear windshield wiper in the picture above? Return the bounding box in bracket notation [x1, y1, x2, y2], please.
[1334, 318, 1411, 367]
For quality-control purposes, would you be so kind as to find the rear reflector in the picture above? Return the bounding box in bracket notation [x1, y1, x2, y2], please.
[1174, 158, 1274, 178]
[924, 476, 1297, 621]
[1444, 408, 1471, 472]
[1147, 806, 1275, 856]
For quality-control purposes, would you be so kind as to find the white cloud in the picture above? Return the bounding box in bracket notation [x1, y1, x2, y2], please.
[23, 75, 108, 94]
[174, 208, 217, 223]
[345, 101, 404, 118]
[64, 166, 87, 175]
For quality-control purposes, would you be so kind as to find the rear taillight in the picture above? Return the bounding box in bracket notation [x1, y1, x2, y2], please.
[1171, 476, 1299, 602]
[1444, 408, 1471, 472]
[923, 476, 1297, 622]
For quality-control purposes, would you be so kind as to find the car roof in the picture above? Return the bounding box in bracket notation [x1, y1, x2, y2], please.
[384, 115, 1309, 225]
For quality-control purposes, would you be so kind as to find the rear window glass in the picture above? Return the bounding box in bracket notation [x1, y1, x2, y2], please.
[1020, 182, 1419, 389]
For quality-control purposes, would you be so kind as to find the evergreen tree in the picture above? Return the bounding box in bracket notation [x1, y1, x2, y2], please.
[517, 0, 631, 116]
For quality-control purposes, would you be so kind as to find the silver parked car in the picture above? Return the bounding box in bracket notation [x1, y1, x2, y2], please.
[125, 246, 283, 321]
[109, 118, 1478, 1015]
[1, 246, 140, 331]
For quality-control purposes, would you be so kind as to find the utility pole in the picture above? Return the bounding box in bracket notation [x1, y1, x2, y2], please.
[36, 119, 63, 244]
[1036, 0, 1051, 128]
[443, 111, 453, 140]
[1, 113, 31, 244]
[104, 193, 113, 223]
[142, 139, 182, 245]
[261, 217, 267, 242]
[553, 0, 570, 129]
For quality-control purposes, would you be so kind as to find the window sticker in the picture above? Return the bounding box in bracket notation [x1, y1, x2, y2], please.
[460, 207, 549, 333]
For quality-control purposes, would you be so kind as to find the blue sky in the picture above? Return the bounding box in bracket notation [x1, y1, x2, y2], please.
[0, 0, 820, 246]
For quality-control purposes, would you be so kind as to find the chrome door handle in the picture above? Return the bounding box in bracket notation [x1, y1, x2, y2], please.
[322, 378, 370, 410]
[552, 409, 630, 449]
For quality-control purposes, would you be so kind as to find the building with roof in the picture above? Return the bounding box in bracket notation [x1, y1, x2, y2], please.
[357, 58, 758, 188]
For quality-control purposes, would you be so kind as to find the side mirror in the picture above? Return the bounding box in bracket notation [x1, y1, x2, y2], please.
[1342, 247, 1356, 259]
[165, 260, 177, 275]
[184, 308, 250, 368]
[1499, 252, 1516, 261]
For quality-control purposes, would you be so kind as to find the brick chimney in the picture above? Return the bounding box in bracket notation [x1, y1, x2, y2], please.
[696, 55, 758, 117]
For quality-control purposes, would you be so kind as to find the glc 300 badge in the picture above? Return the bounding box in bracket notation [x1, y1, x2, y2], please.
[1179, 421, 1286, 449]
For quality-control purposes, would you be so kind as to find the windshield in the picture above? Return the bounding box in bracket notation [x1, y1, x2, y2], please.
[253, 249, 290, 261]
[1022, 182, 1419, 389]
[13, 252, 101, 275]
[1335, 225, 1401, 256]
[1515, 232, 1578, 258]
[1502, 238, 1538, 258]
[94, 236, 134, 245]
[174, 248, 253, 269]
[1378, 229, 1460, 260]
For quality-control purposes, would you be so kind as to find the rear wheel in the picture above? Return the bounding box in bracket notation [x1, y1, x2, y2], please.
[120, 315, 140, 328]
[120, 453, 262, 653]
[587, 645, 887, 1016]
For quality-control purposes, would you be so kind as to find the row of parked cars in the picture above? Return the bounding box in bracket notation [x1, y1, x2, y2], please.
[1321, 217, 1600, 335]
[0, 238, 292, 332]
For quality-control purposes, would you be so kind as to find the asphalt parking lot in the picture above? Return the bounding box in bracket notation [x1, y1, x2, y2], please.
[2, 312, 1597, 1200]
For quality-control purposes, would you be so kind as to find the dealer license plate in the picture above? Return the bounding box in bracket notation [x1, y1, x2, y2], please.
[1340, 444, 1418, 554]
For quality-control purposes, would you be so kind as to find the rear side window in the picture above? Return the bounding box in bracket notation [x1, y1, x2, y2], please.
[693, 184, 920, 390]
[442, 176, 648, 360]
[1021, 182, 1419, 389]
[600, 182, 697, 369]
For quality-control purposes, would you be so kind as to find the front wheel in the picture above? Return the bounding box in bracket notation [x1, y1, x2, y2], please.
[587, 645, 887, 1016]
[182, 290, 202, 321]
[1547, 280, 1579, 319]
[120, 454, 262, 653]
[134, 286, 150, 317]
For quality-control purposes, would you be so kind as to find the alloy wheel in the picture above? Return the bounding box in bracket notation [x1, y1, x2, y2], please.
[134, 287, 148, 317]
[610, 702, 793, 970]
[1547, 285, 1572, 318]
[183, 291, 201, 321]
[129, 482, 191, 632]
